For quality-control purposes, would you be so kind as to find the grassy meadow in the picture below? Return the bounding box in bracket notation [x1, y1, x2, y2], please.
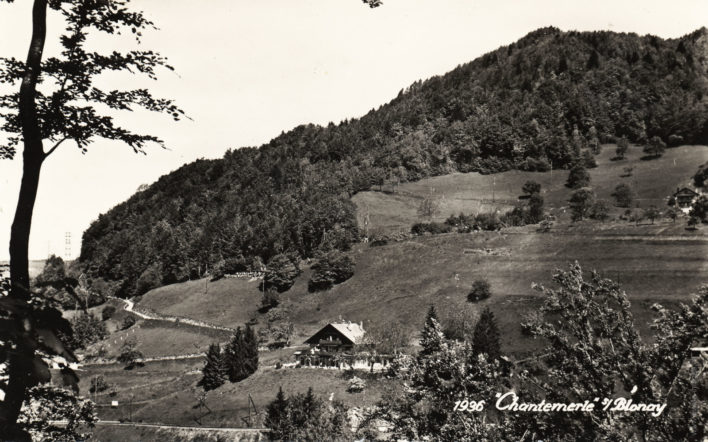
[353, 144, 708, 233]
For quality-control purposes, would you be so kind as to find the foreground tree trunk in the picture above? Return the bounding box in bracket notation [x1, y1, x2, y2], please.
[1, 0, 48, 436]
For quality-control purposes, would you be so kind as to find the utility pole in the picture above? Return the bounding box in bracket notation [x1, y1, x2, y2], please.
[492, 176, 496, 203]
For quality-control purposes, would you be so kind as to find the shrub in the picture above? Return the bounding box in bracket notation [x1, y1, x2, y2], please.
[411, 222, 452, 235]
[117, 337, 143, 369]
[590, 199, 611, 221]
[643, 135, 666, 158]
[693, 162, 708, 188]
[121, 316, 136, 330]
[525, 193, 544, 224]
[308, 250, 355, 292]
[665, 207, 680, 222]
[210, 259, 227, 281]
[581, 150, 597, 168]
[135, 263, 162, 296]
[264, 254, 301, 293]
[667, 134, 684, 146]
[612, 183, 634, 207]
[261, 289, 280, 311]
[101, 305, 116, 321]
[467, 279, 492, 302]
[368, 234, 389, 247]
[689, 195, 708, 222]
[569, 188, 596, 221]
[212, 256, 250, 281]
[643, 206, 661, 224]
[89, 375, 109, 393]
[521, 157, 551, 172]
[417, 195, 441, 220]
[566, 165, 590, 189]
[474, 212, 502, 231]
[266, 308, 289, 323]
[445, 212, 476, 232]
[500, 206, 525, 227]
[442, 309, 478, 342]
[520, 310, 544, 336]
[615, 136, 629, 159]
[68, 312, 108, 350]
[347, 377, 366, 393]
[521, 180, 541, 197]
[687, 216, 699, 230]
[538, 219, 553, 233]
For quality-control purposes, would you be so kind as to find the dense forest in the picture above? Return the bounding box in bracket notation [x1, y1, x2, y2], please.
[80, 27, 708, 297]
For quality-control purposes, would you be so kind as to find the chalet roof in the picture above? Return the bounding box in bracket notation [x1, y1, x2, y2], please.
[674, 187, 699, 197]
[330, 322, 365, 344]
[304, 322, 366, 346]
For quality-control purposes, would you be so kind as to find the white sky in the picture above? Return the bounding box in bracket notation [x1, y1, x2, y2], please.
[0, 0, 706, 260]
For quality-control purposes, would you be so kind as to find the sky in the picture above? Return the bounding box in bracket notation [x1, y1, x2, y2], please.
[0, 0, 706, 260]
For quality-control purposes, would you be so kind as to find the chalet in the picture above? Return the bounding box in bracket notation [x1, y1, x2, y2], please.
[304, 322, 365, 352]
[295, 322, 367, 368]
[673, 187, 699, 209]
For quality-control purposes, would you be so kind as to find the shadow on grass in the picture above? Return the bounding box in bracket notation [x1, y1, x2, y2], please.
[123, 362, 145, 371]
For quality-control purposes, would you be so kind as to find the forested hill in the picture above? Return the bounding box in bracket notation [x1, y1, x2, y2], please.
[80, 27, 708, 297]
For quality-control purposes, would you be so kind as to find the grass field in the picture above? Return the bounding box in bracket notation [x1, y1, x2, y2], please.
[281, 228, 706, 353]
[140, 277, 262, 328]
[92, 319, 233, 359]
[80, 352, 389, 431]
[353, 144, 708, 233]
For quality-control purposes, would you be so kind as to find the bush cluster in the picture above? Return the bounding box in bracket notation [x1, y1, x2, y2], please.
[308, 251, 355, 292]
[467, 279, 492, 302]
[411, 222, 453, 235]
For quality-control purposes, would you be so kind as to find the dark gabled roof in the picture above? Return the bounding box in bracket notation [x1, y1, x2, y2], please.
[674, 187, 699, 197]
[304, 322, 365, 346]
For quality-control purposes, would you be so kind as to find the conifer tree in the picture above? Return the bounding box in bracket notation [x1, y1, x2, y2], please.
[265, 387, 290, 438]
[223, 326, 259, 383]
[243, 324, 259, 376]
[616, 136, 629, 159]
[199, 343, 226, 391]
[471, 307, 501, 360]
[225, 327, 246, 382]
[419, 305, 444, 358]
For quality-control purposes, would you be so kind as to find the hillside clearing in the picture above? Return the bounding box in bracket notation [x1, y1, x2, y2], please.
[353, 144, 708, 234]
